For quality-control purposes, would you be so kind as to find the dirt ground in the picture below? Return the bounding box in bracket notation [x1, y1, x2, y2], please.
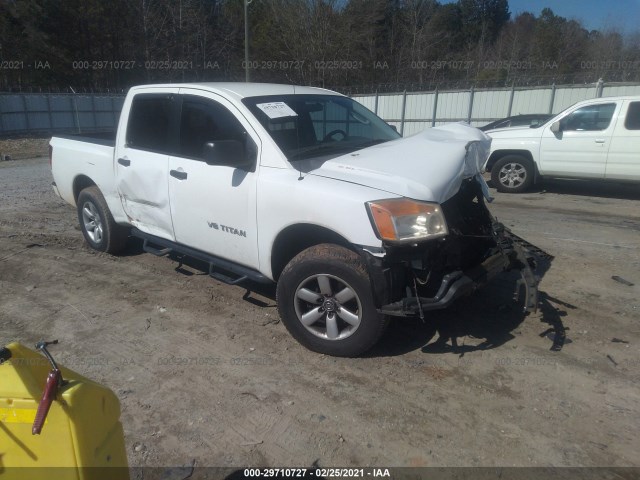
[1, 156, 639, 471]
[0, 137, 50, 161]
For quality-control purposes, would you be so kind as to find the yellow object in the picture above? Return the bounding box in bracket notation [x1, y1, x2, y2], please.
[0, 342, 129, 480]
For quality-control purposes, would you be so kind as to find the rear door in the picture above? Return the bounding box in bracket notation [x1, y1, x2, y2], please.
[115, 90, 179, 240]
[606, 100, 640, 180]
[167, 90, 261, 268]
[539, 102, 618, 178]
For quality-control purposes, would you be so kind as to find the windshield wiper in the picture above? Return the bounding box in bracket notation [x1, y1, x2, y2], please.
[356, 139, 388, 149]
[289, 143, 358, 161]
[288, 139, 389, 161]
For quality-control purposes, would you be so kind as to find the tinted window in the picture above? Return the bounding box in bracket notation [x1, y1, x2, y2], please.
[562, 103, 616, 131]
[179, 97, 246, 160]
[126, 95, 174, 153]
[624, 102, 640, 130]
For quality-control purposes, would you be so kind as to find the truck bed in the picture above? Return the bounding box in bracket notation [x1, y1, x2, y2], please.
[54, 131, 115, 147]
[50, 133, 118, 210]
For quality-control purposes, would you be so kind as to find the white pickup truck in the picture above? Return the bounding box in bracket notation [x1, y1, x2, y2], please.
[50, 83, 539, 356]
[485, 96, 640, 192]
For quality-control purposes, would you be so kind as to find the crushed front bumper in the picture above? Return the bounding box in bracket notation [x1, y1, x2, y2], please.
[376, 225, 540, 317]
[361, 177, 546, 318]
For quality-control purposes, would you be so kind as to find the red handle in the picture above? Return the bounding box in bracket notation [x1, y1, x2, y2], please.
[32, 370, 60, 435]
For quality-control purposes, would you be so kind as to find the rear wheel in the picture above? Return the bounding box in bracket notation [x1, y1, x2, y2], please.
[77, 186, 128, 254]
[491, 155, 535, 193]
[276, 244, 387, 357]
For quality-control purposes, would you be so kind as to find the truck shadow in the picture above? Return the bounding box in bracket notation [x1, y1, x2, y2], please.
[368, 287, 572, 358]
[367, 256, 572, 358]
[120, 237, 570, 358]
[117, 236, 146, 257]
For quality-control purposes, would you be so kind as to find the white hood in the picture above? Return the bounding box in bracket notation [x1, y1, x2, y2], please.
[302, 123, 492, 203]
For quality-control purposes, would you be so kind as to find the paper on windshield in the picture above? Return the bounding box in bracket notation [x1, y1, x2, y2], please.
[256, 102, 298, 119]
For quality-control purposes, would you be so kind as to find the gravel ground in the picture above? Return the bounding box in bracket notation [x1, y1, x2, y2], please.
[1, 158, 639, 472]
[0, 137, 50, 161]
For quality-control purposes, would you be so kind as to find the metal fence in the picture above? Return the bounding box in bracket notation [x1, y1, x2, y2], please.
[2, 81, 640, 137]
[353, 81, 640, 136]
[0, 93, 125, 137]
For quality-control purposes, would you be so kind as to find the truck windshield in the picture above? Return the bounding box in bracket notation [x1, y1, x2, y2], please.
[242, 94, 400, 161]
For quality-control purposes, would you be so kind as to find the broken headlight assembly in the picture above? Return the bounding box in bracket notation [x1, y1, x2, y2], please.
[366, 198, 448, 244]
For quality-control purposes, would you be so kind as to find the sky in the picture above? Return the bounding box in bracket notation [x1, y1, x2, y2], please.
[442, 0, 640, 34]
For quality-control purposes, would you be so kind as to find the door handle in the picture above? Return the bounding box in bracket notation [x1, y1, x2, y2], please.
[170, 169, 188, 180]
[595, 139, 606, 144]
[117, 158, 131, 167]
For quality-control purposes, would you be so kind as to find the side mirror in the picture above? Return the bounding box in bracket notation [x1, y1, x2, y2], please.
[550, 121, 562, 134]
[203, 140, 254, 170]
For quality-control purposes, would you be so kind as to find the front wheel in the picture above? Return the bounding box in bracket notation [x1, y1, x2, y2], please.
[491, 155, 535, 193]
[276, 244, 388, 357]
[77, 186, 129, 254]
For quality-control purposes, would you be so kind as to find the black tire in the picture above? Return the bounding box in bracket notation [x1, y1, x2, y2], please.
[77, 186, 129, 254]
[276, 244, 388, 357]
[491, 155, 535, 193]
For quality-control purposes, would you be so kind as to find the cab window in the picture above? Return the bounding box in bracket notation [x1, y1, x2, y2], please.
[624, 102, 640, 130]
[178, 96, 246, 160]
[561, 103, 616, 132]
[126, 95, 175, 153]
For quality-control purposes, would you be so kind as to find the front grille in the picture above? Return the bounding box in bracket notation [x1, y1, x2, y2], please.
[439, 178, 496, 270]
[381, 178, 499, 301]
[441, 178, 493, 238]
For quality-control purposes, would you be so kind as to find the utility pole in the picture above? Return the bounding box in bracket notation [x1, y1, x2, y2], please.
[244, 0, 253, 82]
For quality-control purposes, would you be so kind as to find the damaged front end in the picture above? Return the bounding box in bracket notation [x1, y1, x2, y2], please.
[363, 178, 543, 318]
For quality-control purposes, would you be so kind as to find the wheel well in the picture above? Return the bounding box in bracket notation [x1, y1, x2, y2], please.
[73, 175, 97, 203]
[271, 224, 352, 281]
[486, 150, 535, 172]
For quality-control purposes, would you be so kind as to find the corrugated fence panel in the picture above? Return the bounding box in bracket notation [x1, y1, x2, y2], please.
[552, 86, 596, 113]
[603, 84, 640, 97]
[0, 93, 124, 136]
[403, 121, 431, 136]
[76, 96, 95, 130]
[95, 96, 115, 128]
[3, 83, 640, 136]
[0, 96, 27, 133]
[23, 95, 49, 130]
[356, 95, 376, 113]
[402, 93, 436, 135]
[50, 95, 76, 131]
[510, 88, 553, 115]
[405, 93, 435, 120]
[436, 90, 471, 122]
[376, 94, 405, 120]
[471, 89, 512, 122]
[354, 83, 639, 134]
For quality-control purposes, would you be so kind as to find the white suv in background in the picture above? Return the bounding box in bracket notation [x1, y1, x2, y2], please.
[485, 96, 640, 192]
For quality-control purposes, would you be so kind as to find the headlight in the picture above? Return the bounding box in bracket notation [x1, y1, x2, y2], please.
[366, 198, 448, 244]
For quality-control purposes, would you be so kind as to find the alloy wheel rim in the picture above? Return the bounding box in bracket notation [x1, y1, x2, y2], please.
[82, 201, 103, 244]
[294, 274, 362, 340]
[498, 162, 527, 188]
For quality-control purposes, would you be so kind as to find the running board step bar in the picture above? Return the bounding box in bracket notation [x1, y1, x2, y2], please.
[131, 228, 272, 286]
[142, 240, 172, 257]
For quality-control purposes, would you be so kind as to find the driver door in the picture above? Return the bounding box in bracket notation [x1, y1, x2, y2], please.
[167, 90, 261, 269]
